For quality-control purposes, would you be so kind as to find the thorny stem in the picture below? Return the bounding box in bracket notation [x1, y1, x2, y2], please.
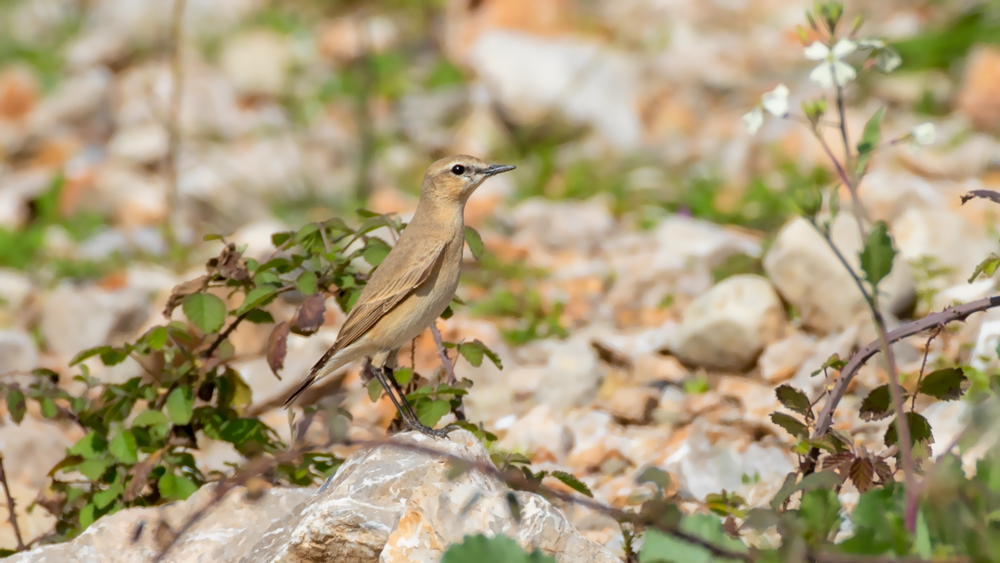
[0, 454, 26, 551]
[164, 0, 187, 249]
[911, 329, 941, 412]
[804, 72, 916, 532]
[430, 322, 465, 421]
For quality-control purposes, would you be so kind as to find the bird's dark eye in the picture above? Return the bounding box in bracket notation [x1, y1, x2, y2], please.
[450, 164, 466, 175]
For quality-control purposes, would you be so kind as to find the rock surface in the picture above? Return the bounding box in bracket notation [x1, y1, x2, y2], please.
[672, 274, 786, 371]
[764, 216, 914, 334]
[243, 429, 613, 563]
[8, 430, 612, 562]
[6, 485, 314, 563]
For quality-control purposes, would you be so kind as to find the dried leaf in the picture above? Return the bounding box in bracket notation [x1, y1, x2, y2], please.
[266, 322, 290, 379]
[849, 458, 875, 492]
[207, 243, 249, 281]
[874, 459, 894, 484]
[821, 451, 856, 473]
[162, 276, 208, 318]
[291, 294, 326, 336]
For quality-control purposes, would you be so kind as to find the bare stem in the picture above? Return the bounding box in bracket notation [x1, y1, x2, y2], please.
[0, 454, 26, 551]
[870, 303, 917, 532]
[911, 329, 941, 412]
[164, 0, 187, 249]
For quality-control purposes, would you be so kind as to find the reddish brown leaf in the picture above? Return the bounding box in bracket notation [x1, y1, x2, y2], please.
[291, 293, 326, 336]
[874, 459, 894, 484]
[124, 449, 165, 502]
[266, 322, 290, 379]
[821, 451, 856, 473]
[162, 276, 209, 318]
[206, 243, 249, 281]
[849, 458, 875, 492]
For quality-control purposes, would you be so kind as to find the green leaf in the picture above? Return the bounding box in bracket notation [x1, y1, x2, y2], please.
[640, 514, 748, 563]
[147, 326, 168, 350]
[132, 409, 169, 427]
[70, 345, 111, 366]
[236, 286, 278, 317]
[271, 232, 292, 247]
[159, 473, 199, 501]
[77, 458, 110, 481]
[367, 379, 383, 403]
[40, 397, 58, 419]
[109, 431, 138, 464]
[457, 340, 502, 370]
[770, 471, 842, 510]
[855, 107, 885, 174]
[464, 226, 485, 260]
[416, 399, 451, 428]
[79, 503, 96, 529]
[458, 342, 484, 367]
[770, 412, 808, 438]
[181, 293, 227, 334]
[166, 387, 194, 425]
[636, 466, 672, 490]
[93, 483, 123, 509]
[296, 271, 318, 296]
[69, 431, 107, 459]
[99, 346, 131, 366]
[550, 471, 593, 498]
[363, 237, 392, 267]
[859, 385, 893, 421]
[918, 367, 967, 401]
[203, 233, 224, 241]
[441, 534, 555, 563]
[244, 308, 275, 324]
[219, 418, 270, 446]
[6, 387, 25, 424]
[885, 412, 934, 448]
[968, 254, 1000, 283]
[859, 221, 897, 288]
[775, 384, 813, 421]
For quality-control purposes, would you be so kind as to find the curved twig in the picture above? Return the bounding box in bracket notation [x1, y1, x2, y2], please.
[812, 294, 1000, 440]
[960, 190, 1000, 206]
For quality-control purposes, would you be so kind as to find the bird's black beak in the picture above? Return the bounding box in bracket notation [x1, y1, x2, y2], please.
[482, 164, 516, 177]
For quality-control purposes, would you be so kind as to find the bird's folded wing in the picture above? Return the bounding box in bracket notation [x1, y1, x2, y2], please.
[330, 239, 446, 353]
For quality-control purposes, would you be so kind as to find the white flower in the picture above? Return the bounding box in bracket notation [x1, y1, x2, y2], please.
[761, 83, 790, 117]
[912, 123, 936, 146]
[805, 39, 857, 88]
[743, 106, 764, 135]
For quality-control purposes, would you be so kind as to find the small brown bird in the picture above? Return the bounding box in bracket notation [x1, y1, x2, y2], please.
[283, 155, 515, 436]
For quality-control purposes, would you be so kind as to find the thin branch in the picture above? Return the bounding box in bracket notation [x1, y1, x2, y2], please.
[164, 0, 187, 248]
[0, 454, 26, 551]
[911, 328, 941, 412]
[870, 302, 917, 532]
[960, 189, 1000, 206]
[812, 295, 1000, 439]
[430, 322, 457, 385]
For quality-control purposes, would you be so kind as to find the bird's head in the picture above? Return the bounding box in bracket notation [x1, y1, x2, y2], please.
[421, 155, 515, 204]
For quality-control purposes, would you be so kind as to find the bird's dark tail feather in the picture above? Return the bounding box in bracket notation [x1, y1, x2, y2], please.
[282, 373, 316, 408]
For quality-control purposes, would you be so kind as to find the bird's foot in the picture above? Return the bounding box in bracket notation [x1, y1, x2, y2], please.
[405, 421, 461, 439]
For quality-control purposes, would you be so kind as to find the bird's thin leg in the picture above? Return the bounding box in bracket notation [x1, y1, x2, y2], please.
[380, 366, 456, 438]
[370, 365, 415, 427]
